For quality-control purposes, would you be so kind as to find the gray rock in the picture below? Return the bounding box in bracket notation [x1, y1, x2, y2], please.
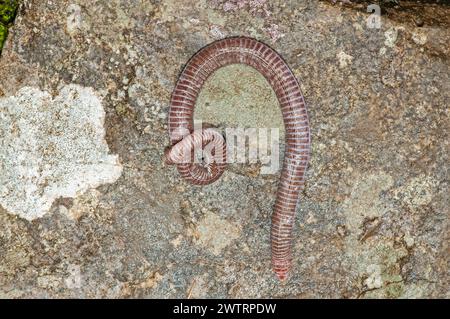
[0, 0, 448, 298]
[0, 85, 122, 220]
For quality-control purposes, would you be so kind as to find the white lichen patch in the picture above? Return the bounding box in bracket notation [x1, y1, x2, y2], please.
[0, 85, 123, 220]
[66, 4, 90, 35]
[412, 30, 427, 46]
[393, 174, 437, 210]
[364, 264, 383, 289]
[65, 264, 82, 289]
[384, 27, 399, 48]
[337, 51, 353, 68]
[384, 26, 405, 48]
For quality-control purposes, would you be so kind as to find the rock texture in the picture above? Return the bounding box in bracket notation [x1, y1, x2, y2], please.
[0, 85, 122, 220]
[0, 0, 19, 52]
[0, 0, 448, 298]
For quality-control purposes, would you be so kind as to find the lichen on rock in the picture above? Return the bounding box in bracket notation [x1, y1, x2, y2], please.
[0, 0, 448, 299]
[0, 84, 123, 220]
[0, 0, 19, 52]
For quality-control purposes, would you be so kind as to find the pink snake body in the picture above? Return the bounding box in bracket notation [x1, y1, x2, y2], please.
[165, 37, 310, 281]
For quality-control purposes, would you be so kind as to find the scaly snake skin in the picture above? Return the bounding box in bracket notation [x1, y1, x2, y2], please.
[165, 37, 311, 281]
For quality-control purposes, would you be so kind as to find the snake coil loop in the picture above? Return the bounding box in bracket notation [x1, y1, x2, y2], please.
[165, 128, 227, 185]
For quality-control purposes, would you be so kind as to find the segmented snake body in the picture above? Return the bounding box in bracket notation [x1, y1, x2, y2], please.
[165, 37, 310, 281]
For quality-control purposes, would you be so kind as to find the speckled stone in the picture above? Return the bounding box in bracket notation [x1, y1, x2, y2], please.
[0, 85, 122, 220]
[0, 0, 448, 298]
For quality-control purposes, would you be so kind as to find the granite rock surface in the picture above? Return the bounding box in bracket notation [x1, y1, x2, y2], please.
[0, 0, 448, 298]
